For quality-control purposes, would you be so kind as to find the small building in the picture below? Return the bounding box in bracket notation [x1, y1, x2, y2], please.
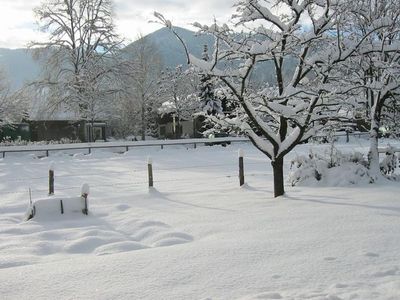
[157, 100, 204, 139]
[158, 114, 203, 139]
[1, 120, 108, 143]
[30, 120, 108, 142]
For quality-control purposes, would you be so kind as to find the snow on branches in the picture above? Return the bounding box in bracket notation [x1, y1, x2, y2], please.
[155, 0, 398, 196]
[31, 0, 123, 128]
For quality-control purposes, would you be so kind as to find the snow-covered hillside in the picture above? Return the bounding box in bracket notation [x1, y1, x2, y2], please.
[0, 27, 208, 91]
[0, 140, 399, 299]
[0, 48, 41, 90]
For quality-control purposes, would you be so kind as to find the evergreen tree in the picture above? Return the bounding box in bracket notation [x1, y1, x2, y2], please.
[198, 45, 222, 116]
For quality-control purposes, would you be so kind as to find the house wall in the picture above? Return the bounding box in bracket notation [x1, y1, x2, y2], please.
[2, 121, 110, 143]
[29, 121, 85, 141]
[159, 120, 195, 139]
[85, 122, 107, 142]
[181, 120, 194, 138]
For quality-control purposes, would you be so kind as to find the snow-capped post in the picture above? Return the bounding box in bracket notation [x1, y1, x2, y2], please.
[147, 156, 153, 187]
[81, 183, 90, 215]
[238, 149, 245, 186]
[49, 162, 55, 195]
[345, 128, 350, 143]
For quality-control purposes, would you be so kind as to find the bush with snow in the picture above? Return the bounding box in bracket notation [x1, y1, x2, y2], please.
[289, 147, 374, 187]
[0, 137, 81, 147]
[379, 145, 400, 181]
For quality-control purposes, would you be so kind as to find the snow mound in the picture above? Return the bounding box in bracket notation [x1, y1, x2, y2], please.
[27, 196, 87, 220]
[94, 241, 148, 256]
[238, 292, 283, 299]
[0, 213, 193, 269]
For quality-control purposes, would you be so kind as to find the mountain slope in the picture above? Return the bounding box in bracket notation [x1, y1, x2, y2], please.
[0, 27, 210, 90]
[0, 27, 286, 90]
[144, 27, 213, 68]
[0, 48, 41, 90]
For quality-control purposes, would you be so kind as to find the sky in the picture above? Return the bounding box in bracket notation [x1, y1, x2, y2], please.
[0, 0, 235, 49]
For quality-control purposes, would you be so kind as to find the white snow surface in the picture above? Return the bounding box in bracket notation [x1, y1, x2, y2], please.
[0, 138, 400, 300]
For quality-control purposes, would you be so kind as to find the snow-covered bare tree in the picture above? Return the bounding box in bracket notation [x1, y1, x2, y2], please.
[75, 58, 122, 141]
[118, 35, 163, 140]
[340, 0, 400, 178]
[0, 70, 25, 131]
[157, 65, 199, 138]
[156, 0, 396, 197]
[31, 0, 123, 140]
[382, 98, 400, 137]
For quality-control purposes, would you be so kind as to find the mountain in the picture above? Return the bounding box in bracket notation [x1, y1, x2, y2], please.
[0, 27, 289, 91]
[0, 27, 212, 91]
[138, 27, 214, 68]
[125, 27, 285, 84]
[0, 48, 41, 90]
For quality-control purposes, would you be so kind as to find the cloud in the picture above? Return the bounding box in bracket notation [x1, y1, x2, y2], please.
[0, 0, 40, 48]
[0, 0, 234, 48]
[113, 0, 235, 42]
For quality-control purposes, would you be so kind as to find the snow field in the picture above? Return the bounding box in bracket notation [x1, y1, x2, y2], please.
[0, 139, 399, 299]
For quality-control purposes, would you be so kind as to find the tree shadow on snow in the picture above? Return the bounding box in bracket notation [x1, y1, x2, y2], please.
[285, 195, 400, 216]
[148, 187, 236, 212]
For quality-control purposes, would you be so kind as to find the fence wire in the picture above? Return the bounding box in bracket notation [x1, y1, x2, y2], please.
[0, 167, 272, 197]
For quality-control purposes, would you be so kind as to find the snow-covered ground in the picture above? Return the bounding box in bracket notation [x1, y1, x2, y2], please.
[0, 138, 399, 300]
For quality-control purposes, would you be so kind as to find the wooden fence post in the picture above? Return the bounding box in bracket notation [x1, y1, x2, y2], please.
[148, 157, 153, 187]
[238, 149, 245, 186]
[49, 162, 55, 195]
[81, 183, 90, 215]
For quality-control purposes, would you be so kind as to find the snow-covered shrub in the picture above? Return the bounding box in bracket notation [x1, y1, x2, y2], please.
[289, 147, 374, 186]
[289, 152, 328, 185]
[380, 146, 399, 179]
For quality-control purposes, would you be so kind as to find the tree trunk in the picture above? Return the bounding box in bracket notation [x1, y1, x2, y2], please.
[90, 119, 94, 142]
[368, 115, 380, 180]
[141, 104, 146, 141]
[176, 119, 181, 139]
[271, 156, 285, 197]
[368, 101, 383, 181]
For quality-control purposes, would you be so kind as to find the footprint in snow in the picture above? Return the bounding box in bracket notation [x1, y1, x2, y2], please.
[324, 257, 337, 261]
[325, 295, 344, 300]
[364, 252, 379, 258]
[0, 261, 31, 269]
[333, 283, 348, 289]
[372, 266, 399, 278]
[253, 292, 282, 299]
[115, 204, 131, 211]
